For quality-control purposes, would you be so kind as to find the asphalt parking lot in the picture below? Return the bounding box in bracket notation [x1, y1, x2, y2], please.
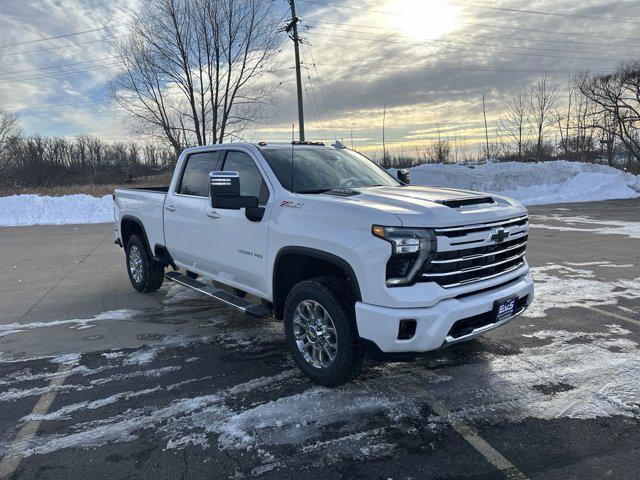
[0, 198, 639, 479]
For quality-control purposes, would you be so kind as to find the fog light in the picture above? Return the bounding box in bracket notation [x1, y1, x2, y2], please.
[398, 319, 417, 340]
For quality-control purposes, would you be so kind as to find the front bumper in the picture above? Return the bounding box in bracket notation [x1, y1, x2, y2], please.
[355, 273, 533, 353]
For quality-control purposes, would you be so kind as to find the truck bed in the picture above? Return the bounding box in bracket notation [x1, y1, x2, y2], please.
[118, 186, 169, 193]
[114, 187, 168, 251]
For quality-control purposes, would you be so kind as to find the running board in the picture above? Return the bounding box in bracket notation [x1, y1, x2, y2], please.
[165, 271, 272, 319]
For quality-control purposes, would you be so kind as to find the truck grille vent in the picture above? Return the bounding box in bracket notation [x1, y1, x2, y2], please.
[418, 216, 528, 288]
[438, 196, 495, 209]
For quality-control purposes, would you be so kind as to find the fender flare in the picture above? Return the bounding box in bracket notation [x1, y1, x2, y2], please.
[272, 246, 362, 306]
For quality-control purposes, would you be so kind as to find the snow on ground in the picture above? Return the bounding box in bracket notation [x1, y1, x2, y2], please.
[401, 160, 640, 205]
[0, 193, 113, 226]
[530, 213, 640, 238]
[1, 161, 639, 227]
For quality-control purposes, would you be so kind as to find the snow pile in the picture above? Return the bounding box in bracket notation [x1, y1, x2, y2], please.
[400, 160, 640, 205]
[0, 194, 114, 227]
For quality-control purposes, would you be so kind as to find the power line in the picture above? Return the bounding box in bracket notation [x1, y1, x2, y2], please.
[310, 43, 613, 74]
[307, 25, 635, 58]
[0, 35, 127, 58]
[305, 43, 337, 140]
[12, 100, 112, 113]
[308, 31, 635, 63]
[0, 63, 121, 85]
[305, 19, 640, 49]
[0, 22, 133, 48]
[0, 57, 119, 78]
[447, 1, 640, 25]
[299, 0, 640, 25]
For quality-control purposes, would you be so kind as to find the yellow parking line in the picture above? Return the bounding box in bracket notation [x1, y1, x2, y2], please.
[425, 392, 529, 480]
[0, 363, 72, 480]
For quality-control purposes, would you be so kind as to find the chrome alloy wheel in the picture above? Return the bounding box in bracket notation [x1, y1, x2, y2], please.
[293, 300, 338, 368]
[129, 245, 144, 283]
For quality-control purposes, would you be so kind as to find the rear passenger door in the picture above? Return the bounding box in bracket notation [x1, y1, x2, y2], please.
[164, 150, 221, 270]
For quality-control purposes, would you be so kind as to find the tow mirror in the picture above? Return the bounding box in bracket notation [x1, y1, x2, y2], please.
[397, 169, 411, 185]
[209, 171, 258, 210]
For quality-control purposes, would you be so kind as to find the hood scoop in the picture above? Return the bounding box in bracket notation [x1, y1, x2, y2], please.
[323, 188, 361, 197]
[436, 196, 495, 209]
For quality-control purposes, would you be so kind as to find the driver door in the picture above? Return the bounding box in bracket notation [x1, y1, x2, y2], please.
[202, 150, 272, 295]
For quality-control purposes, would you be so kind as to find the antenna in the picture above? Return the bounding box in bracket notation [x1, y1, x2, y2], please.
[291, 123, 295, 192]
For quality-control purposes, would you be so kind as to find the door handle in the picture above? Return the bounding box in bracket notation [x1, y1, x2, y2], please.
[206, 211, 220, 219]
[165, 205, 176, 212]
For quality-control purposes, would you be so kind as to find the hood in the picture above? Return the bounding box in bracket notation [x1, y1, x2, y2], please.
[318, 185, 527, 228]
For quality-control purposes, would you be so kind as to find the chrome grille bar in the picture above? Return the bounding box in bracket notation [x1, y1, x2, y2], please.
[422, 252, 526, 278]
[439, 262, 526, 289]
[430, 241, 527, 264]
[434, 215, 528, 233]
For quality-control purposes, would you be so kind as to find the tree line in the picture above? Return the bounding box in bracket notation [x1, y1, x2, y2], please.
[0, 115, 175, 189]
[379, 62, 640, 174]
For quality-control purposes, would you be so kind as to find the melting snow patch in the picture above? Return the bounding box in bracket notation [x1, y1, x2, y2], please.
[530, 214, 640, 239]
[527, 264, 640, 318]
[4, 324, 639, 471]
[0, 309, 137, 338]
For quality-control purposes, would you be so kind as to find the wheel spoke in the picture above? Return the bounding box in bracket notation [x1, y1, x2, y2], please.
[292, 299, 338, 370]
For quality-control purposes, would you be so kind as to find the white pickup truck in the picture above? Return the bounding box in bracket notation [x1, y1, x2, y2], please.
[114, 142, 533, 385]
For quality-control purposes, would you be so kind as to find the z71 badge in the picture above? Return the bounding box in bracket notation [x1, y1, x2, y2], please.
[280, 200, 303, 209]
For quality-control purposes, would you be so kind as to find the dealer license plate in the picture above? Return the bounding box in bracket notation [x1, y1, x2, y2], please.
[495, 297, 517, 323]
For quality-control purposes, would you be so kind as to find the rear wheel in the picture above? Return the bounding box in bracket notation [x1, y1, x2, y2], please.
[125, 235, 164, 293]
[283, 277, 362, 386]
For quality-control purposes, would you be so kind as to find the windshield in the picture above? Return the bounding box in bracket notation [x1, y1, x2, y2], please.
[259, 147, 400, 193]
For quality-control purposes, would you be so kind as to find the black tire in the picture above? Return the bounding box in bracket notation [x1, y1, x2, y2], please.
[125, 235, 165, 293]
[283, 276, 363, 387]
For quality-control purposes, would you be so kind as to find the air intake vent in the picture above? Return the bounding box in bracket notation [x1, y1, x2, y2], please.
[438, 197, 495, 208]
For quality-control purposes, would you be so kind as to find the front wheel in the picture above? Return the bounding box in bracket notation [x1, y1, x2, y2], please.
[283, 277, 362, 387]
[125, 235, 165, 293]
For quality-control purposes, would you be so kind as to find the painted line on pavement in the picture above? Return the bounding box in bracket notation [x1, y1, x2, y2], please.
[424, 392, 529, 480]
[0, 363, 72, 480]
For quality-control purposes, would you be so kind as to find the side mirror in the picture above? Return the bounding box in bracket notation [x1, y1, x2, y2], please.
[397, 169, 411, 185]
[209, 171, 258, 210]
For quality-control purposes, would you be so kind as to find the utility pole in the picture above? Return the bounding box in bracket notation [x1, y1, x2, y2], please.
[286, 0, 305, 142]
[482, 94, 490, 161]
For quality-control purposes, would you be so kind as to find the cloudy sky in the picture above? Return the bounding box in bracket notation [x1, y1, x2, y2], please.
[1, 0, 639, 156]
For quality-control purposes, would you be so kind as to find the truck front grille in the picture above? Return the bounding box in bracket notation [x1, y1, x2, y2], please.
[419, 215, 529, 288]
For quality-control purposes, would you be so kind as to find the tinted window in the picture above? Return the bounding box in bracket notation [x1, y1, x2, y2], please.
[178, 151, 221, 196]
[260, 147, 399, 193]
[222, 151, 269, 203]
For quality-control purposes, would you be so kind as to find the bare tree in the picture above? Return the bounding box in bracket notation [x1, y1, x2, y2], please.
[577, 61, 640, 171]
[0, 109, 20, 171]
[498, 86, 529, 160]
[528, 74, 560, 161]
[111, 0, 280, 155]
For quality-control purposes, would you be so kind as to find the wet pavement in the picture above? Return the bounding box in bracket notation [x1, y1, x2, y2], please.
[0, 198, 639, 479]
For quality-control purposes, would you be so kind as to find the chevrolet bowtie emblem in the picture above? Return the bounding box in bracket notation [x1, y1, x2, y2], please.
[490, 228, 509, 243]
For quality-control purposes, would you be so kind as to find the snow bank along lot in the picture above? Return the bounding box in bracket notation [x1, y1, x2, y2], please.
[0, 160, 639, 226]
[0, 193, 114, 227]
[399, 160, 640, 206]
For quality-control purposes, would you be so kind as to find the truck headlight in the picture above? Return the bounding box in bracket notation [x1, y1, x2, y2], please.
[372, 225, 435, 286]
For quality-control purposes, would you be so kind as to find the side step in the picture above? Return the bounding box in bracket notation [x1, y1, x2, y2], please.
[165, 271, 272, 319]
